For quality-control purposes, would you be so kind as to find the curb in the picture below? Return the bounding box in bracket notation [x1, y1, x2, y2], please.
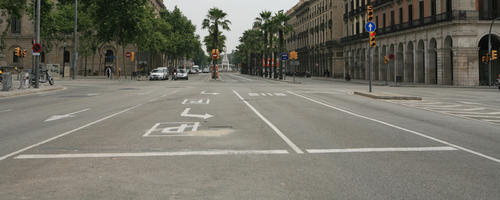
[354, 91, 422, 100]
[0, 86, 66, 98]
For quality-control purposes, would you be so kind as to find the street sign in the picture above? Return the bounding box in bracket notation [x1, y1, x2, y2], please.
[365, 22, 376, 32]
[281, 53, 289, 61]
[125, 52, 131, 58]
[32, 52, 40, 56]
[32, 43, 42, 53]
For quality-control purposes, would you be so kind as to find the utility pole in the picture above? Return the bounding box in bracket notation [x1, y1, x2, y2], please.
[34, 0, 40, 88]
[72, 0, 78, 80]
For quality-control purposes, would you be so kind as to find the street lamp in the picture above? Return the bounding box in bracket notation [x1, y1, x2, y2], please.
[63, 41, 67, 78]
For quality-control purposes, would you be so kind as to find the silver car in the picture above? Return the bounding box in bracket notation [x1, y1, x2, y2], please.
[173, 69, 188, 80]
[149, 68, 168, 80]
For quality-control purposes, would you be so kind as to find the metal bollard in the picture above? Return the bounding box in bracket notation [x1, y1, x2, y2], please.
[1, 72, 13, 91]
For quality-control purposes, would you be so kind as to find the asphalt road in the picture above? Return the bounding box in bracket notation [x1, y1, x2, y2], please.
[0, 73, 499, 200]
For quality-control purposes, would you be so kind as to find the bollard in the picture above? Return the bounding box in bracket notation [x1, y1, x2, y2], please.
[1, 72, 13, 91]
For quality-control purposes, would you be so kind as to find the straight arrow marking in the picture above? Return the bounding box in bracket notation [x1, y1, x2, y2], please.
[180, 108, 213, 120]
[45, 108, 90, 122]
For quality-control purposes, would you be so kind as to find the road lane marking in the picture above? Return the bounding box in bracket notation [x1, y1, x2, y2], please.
[233, 90, 304, 154]
[0, 104, 143, 161]
[307, 147, 457, 154]
[181, 108, 214, 120]
[0, 109, 12, 113]
[15, 150, 289, 159]
[287, 91, 500, 164]
[44, 108, 90, 122]
[227, 74, 254, 81]
[201, 91, 220, 95]
[182, 99, 210, 105]
[143, 122, 201, 137]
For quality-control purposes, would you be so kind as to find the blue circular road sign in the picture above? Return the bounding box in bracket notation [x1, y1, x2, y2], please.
[365, 22, 376, 32]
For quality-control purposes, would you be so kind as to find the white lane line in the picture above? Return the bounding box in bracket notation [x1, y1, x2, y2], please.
[460, 115, 500, 119]
[415, 104, 463, 108]
[15, 150, 289, 159]
[484, 120, 500, 123]
[419, 107, 485, 112]
[444, 111, 500, 115]
[228, 74, 254, 81]
[233, 90, 304, 154]
[287, 91, 500, 164]
[0, 104, 144, 161]
[0, 109, 12, 113]
[307, 147, 457, 154]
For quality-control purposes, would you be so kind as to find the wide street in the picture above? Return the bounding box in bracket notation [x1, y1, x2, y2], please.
[1, 73, 500, 199]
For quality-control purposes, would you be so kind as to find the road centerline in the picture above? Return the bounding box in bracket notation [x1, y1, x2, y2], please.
[287, 91, 500, 164]
[232, 90, 304, 154]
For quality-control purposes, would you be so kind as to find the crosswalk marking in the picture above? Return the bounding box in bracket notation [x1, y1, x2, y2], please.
[387, 100, 500, 125]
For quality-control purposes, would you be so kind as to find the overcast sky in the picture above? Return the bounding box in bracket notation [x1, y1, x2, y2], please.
[163, 0, 299, 53]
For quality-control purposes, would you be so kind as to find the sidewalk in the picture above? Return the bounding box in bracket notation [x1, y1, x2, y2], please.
[0, 82, 65, 98]
[311, 76, 499, 89]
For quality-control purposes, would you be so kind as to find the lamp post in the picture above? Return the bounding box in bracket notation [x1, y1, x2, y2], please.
[62, 42, 67, 78]
[71, 0, 78, 80]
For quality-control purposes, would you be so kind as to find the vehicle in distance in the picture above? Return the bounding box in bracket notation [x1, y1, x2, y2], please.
[174, 69, 188, 80]
[202, 68, 210, 73]
[149, 68, 169, 80]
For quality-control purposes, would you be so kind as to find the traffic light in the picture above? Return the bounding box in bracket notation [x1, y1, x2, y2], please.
[492, 50, 498, 60]
[216, 49, 220, 60]
[367, 5, 374, 22]
[384, 56, 388, 64]
[289, 51, 298, 60]
[14, 47, 21, 57]
[131, 52, 135, 62]
[369, 32, 376, 47]
[22, 50, 27, 58]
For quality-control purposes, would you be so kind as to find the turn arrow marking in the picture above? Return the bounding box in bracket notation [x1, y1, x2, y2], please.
[181, 108, 213, 120]
[45, 109, 90, 122]
[201, 91, 220, 95]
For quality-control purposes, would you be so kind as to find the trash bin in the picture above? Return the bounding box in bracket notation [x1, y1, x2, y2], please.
[1, 72, 13, 91]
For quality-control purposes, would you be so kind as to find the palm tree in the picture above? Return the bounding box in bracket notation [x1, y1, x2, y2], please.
[202, 7, 231, 79]
[254, 11, 272, 77]
[272, 10, 292, 79]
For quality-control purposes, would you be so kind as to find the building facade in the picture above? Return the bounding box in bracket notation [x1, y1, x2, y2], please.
[0, 0, 166, 77]
[343, 0, 500, 86]
[286, 0, 345, 78]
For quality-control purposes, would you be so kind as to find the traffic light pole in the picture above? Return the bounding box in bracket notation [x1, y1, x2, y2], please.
[34, 0, 40, 88]
[369, 47, 372, 93]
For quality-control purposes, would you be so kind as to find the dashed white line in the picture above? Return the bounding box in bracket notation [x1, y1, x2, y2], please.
[307, 147, 457, 154]
[233, 90, 304, 154]
[287, 91, 500, 164]
[15, 150, 289, 159]
[0, 109, 12, 113]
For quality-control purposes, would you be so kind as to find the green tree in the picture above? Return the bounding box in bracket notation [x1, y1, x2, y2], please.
[93, 0, 150, 77]
[202, 7, 231, 78]
[162, 6, 198, 68]
[0, 0, 27, 54]
[254, 11, 272, 77]
[272, 10, 292, 79]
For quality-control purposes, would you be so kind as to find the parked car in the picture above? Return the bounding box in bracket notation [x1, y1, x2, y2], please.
[202, 68, 210, 73]
[149, 68, 168, 80]
[188, 69, 198, 74]
[173, 69, 188, 80]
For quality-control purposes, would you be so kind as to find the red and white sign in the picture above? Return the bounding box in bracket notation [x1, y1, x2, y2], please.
[126, 52, 132, 58]
[32, 43, 42, 53]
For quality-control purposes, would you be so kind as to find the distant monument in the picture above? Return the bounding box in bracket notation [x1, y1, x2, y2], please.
[221, 48, 230, 72]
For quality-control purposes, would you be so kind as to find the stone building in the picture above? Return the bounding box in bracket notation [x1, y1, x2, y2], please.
[343, 0, 500, 86]
[0, 0, 166, 77]
[286, 0, 345, 78]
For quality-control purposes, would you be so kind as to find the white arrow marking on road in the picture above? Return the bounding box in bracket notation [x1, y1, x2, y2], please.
[44, 109, 90, 122]
[201, 91, 220, 95]
[181, 108, 213, 120]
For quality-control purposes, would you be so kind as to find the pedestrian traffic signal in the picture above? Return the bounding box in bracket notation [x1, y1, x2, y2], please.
[369, 32, 376, 47]
[289, 51, 298, 60]
[22, 50, 27, 58]
[492, 50, 498, 60]
[14, 47, 21, 57]
[367, 5, 374, 22]
[384, 56, 388, 64]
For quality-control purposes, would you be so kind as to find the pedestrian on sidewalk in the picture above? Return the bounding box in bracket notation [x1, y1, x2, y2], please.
[345, 73, 351, 81]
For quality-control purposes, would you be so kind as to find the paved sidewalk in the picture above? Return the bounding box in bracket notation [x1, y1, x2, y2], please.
[1, 79, 65, 98]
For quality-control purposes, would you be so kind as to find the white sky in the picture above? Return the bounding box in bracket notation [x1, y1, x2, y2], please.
[163, 0, 299, 53]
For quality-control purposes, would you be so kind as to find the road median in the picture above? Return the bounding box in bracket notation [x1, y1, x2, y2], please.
[354, 91, 422, 100]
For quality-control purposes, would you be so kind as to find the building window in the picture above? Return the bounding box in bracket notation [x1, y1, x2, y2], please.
[419, 1, 424, 20]
[382, 13, 386, 28]
[399, 7, 403, 24]
[11, 16, 21, 34]
[375, 15, 379, 28]
[64, 51, 70, 63]
[391, 10, 395, 26]
[479, 0, 500, 19]
[431, 0, 436, 16]
[408, 4, 413, 24]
